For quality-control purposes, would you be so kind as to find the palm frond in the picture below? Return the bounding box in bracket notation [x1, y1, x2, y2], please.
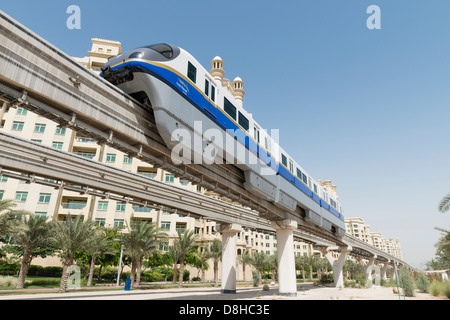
[438, 193, 450, 213]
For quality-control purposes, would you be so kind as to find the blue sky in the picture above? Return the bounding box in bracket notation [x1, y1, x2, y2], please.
[2, 0, 450, 268]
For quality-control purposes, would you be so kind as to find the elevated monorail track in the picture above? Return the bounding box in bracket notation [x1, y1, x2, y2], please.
[0, 10, 344, 244]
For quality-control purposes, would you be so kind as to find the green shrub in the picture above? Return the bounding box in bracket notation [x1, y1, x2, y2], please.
[444, 282, 450, 299]
[416, 272, 429, 293]
[354, 275, 367, 288]
[429, 280, 443, 296]
[398, 267, 415, 297]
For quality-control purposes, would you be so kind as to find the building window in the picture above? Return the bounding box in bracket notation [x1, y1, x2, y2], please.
[114, 219, 125, 228]
[38, 193, 51, 204]
[133, 205, 152, 213]
[0, 176, 7, 182]
[34, 123, 46, 133]
[12, 121, 24, 131]
[98, 201, 109, 211]
[106, 154, 116, 163]
[52, 142, 63, 150]
[0, 190, 4, 200]
[76, 151, 96, 159]
[95, 218, 106, 227]
[138, 169, 157, 179]
[123, 155, 133, 164]
[17, 107, 28, 115]
[35, 212, 47, 219]
[176, 223, 186, 235]
[116, 202, 126, 212]
[15, 192, 28, 202]
[187, 62, 197, 83]
[161, 221, 171, 230]
[31, 140, 42, 144]
[159, 241, 169, 251]
[55, 127, 66, 135]
[179, 180, 189, 186]
[165, 174, 174, 183]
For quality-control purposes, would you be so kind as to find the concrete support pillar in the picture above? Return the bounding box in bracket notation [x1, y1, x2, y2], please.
[0, 101, 7, 125]
[364, 256, 377, 282]
[319, 246, 352, 288]
[217, 223, 241, 294]
[271, 219, 297, 297]
[380, 261, 390, 281]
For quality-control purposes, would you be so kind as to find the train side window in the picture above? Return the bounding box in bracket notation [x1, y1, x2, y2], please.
[188, 62, 197, 83]
[289, 160, 294, 173]
[254, 127, 260, 143]
[211, 85, 216, 102]
[205, 79, 210, 97]
[238, 112, 249, 131]
[224, 97, 237, 120]
[281, 154, 287, 167]
[297, 168, 302, 180]
[314, 184, 318, 193]
[302, 174, 307, 184]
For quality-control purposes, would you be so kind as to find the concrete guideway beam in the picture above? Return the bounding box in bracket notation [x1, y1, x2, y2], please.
[217, 223, 242, 294]
[271, 219, 298, 297]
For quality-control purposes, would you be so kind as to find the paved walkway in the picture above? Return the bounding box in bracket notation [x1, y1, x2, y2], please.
[0, 283, 447, 300]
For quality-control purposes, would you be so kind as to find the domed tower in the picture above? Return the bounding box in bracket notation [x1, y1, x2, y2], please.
[210, 56, 225, 83]
[232, 77, 245, 107]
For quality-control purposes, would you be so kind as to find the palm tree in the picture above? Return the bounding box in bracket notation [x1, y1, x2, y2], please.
[84, 228, 117, 286]
[11, 212, 55, 288]
[207, 239, 222, 287]
[0, 200, 18, 236]
[435, 227, 450, 262]
[439, 193, 450, 213]
[194, 248, 210, 282]
[295, 255, 307, 281]
[304, 254, 319, 280]
[168, 245, 179, 284]
[52, 215, 97, 292]
[122, 219, 166, 287]
[268, 253, 278, 282]
[240, 251, 252, 282]
[249, 251, 269, 287]
[173, 229, 199, 288]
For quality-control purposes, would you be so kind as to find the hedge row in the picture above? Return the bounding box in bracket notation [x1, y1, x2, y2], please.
[0, 263, 62, 277]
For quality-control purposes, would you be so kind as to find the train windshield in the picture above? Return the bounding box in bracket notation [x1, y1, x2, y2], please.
[144, 44, 174, 59]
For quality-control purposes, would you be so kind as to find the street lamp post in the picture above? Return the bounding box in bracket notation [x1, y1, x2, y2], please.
[116, 244, 124, 287]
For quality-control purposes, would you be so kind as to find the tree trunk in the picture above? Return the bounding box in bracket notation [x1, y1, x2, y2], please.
[201, 265, 205, 282]
[130, 259, 137, 288]
[213, 261, 219, 287]
[178, 258, 185, 288]
[135, 259, 142, 287]
[87, 256, 96, 287]
[59, 257, 73, 293]
[302, 267, 306, 281]
[243, 265, 246, 282]
[309, 264, 313, 280]
[172, 264, 178, 283]
[16, 249, 32, 289]
[258, 270, 263, 287]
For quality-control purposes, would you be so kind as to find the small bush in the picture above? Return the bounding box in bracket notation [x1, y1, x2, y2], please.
[429, 280, 444, 296]
[192, 277, 201, 282]
[0, 276, 17, 287]
[416, 272, 430, 293]
[398, 267, 415, 297]
[444, 282, 450, 299]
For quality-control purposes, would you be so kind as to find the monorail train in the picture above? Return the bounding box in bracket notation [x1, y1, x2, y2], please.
[100, 43, 345, 236]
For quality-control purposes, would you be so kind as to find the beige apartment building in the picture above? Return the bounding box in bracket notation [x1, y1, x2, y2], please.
[345, 217, 403, 260]
[0, 38, 318, 281]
